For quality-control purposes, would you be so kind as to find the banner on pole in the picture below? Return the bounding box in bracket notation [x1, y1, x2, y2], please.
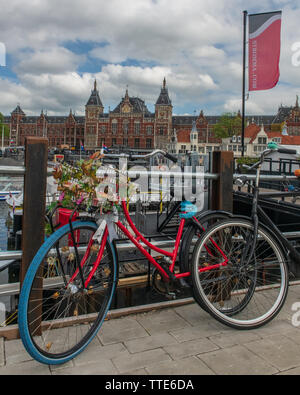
[248, 11, 282, 91]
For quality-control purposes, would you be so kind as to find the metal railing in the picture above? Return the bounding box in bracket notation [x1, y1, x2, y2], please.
[1, 147, 300, 299]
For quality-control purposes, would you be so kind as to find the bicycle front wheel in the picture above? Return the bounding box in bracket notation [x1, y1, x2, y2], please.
[18, 220, 117, 365]
[191, 218, 289, 329]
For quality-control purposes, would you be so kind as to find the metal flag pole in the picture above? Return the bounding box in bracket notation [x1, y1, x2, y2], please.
[241, 10, 248, 157]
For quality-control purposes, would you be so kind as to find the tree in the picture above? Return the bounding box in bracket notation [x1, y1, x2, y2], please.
[213, 112, 242, 139]
[0, 112, 9, 145]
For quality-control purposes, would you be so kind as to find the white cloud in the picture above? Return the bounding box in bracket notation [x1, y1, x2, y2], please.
[0, 0, 299, 116]
[15, 48, 85, 75]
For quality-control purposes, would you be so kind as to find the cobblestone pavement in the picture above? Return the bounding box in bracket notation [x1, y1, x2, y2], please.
[0, 284, 300, 375]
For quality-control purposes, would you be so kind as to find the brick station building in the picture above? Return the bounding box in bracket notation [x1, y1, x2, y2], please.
[3, 79, 174, 151]
[3, 80, 300, 153]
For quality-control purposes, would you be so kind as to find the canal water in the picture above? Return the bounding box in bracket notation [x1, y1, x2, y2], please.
[0, 201, 20, 326]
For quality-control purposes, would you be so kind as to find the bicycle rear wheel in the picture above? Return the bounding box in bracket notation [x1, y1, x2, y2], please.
[18, 220, 117, 365]
[191, 218, 289, 329]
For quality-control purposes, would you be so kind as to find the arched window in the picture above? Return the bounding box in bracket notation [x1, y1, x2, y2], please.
[134, 121, 140, 135]
[112, 119, 118, 135]
[123, 120, 129, 134]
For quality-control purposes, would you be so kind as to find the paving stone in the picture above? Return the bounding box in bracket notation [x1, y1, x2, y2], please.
[136, 309, 190, 335]
[146, 356, 215, 375]
[5, 338, 33, 365]
[174, 303, 210, 326]
[164, 338, 219, 360]
[277, 367, 300, 375]
[281, 328, 300, 345]
[1, 283, 300, 376]
[74, 342, 129, 366]
[112, 348, 171, 374]
[97, 317, 148, 345]
[124, 332, 178, 354]
[49, 360, 74, 372]
[0, 360, 51, 375]
[244, 334, 300, 371]
[198, 345, 278, 375]
[52, 359, 118, 375]
[0, 338, 4, 367]
[253, 319, 296, 337]
[170, 322, 224, 343]
[122, 368, 148, 375]
[208, 331, 262, 349]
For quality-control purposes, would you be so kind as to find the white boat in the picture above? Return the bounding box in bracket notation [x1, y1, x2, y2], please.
[0, 183, 21, 201]
[5, 177, 58, 216]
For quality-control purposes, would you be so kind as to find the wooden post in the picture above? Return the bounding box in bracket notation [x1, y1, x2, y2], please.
[20, 137, 48, 336]
[20, 137, 48, 282]
[211, 151, 234, 212]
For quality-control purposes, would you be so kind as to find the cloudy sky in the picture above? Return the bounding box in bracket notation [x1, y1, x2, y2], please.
[0, 0, 299, 117]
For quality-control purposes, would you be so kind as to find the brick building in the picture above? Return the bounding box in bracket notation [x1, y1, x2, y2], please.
[3, 79, 174, 151]
[3, 81, 300, 153]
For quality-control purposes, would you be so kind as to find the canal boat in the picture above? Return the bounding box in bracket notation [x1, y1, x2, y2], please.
[0, 183, 21, 201]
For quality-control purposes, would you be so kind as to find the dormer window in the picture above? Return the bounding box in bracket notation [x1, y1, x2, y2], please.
[272, 137, 281, 143]
[258, 137, 267, 144]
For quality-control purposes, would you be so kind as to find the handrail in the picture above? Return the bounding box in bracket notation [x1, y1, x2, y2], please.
[0, 166, 25, 175]
[0, 166, 53, 177]
[233, 173, 298, 181]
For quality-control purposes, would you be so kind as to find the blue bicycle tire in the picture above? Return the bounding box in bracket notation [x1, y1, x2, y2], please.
[18, 220, 117, 365]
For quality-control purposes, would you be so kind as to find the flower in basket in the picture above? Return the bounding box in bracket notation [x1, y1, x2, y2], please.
[51, 153, 103, 209]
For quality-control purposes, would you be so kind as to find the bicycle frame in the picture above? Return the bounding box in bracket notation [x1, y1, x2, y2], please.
[256, 203, 300, 264]
[68, 199, 229, 289]
[239, 149, 300, 268]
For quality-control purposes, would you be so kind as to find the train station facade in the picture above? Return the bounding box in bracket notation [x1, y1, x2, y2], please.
[3, 80, 300, 154]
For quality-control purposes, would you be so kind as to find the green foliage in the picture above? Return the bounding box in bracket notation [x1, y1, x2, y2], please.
[0, 112, 9, 137]
[214, 112, 242, 139]
[236, 157, 257, 166]
[236, 156, 258, 172]
[44, 222, 53, 237]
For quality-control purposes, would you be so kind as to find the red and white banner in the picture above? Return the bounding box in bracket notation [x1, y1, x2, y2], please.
[248, 11, 282, 91]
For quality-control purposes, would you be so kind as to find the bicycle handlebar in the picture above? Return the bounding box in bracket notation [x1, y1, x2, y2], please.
[277, 147, 297, 155]
[242, 145, 297, 173]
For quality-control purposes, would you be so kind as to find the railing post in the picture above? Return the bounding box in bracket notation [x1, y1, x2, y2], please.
[211, 151, 234, 212]
[20, 137, 48, 336]
[20, 137, 48, 284]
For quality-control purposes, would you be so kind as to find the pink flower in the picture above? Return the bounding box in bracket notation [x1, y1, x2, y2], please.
[59, 192, 65, 202]
[76, 196, 85, 205]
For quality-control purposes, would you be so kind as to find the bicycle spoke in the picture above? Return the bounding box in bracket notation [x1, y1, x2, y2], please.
[19, 222, 116, 362]
[192, 219, 288, 328]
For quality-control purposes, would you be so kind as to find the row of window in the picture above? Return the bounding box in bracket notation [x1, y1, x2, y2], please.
[111, 122, 153, 135]
[98, 125, 166, 135]
[99, 138, 153, 149]
[179, 145, 221, 153]
[228, 145, 242, 152]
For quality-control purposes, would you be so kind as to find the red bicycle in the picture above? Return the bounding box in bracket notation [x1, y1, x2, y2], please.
[18, 150, 230, 365]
